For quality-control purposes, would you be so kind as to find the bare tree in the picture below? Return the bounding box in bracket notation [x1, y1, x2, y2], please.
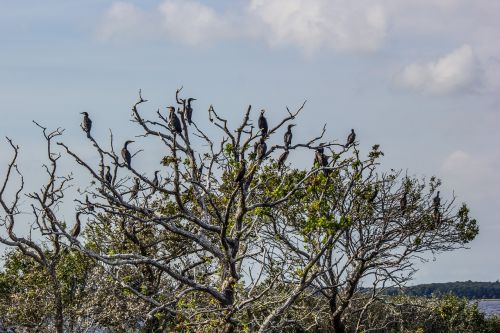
[0, 89, 478, 333]
[0, 124, 71, 333]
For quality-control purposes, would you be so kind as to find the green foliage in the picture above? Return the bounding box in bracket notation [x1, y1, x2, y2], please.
[386, 281, 500, 300]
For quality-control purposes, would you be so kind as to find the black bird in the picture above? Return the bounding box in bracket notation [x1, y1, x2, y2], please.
[235, 160, 246, 182]
[71, 212, 82, 238]
[80, 112, 92, 138]
[346, 129, 356, 148]
[186, 98, 196, 125]
[256, 139, 267, 161]
[168, 106, 182, 134]
[130, 177, 140, 200]
[433, 191, 441, 210]
[121, 140, 134, 168]
[258, 109, 268, 137]
[277, 150, 289, 170]
[85, 195, 94, 212]
[368, 186, 378, 203]
[314, 146, 329, 174]
[105, 166, 112, 184]
[400, 191, 408, 216]
[284, 124, 295, 149]
[152, 170, 160, 188]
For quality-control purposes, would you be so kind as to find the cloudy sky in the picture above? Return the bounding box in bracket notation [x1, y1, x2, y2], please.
[0, 0, 499, 284]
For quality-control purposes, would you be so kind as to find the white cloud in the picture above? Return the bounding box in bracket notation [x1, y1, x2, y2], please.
[98, 0, 233, 45]
[97, 0, 387, 53]
[97, 2, 150, 41]
[247, 0, 387, 53]
[396, 45, 482, 95]
[158, 0, 233, 46]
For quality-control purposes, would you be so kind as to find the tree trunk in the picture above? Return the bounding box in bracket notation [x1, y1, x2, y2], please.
[329, 295, 345, 333]
[332, 313, 346, 333]
[49, 269, 64, 333]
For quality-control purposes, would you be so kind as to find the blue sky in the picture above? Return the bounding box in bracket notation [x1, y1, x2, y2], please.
[0, 0, 499, 284]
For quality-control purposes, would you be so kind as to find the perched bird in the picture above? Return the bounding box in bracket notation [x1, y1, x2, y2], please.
[130, 177, 140, 200]
[400, 191, 408, 216]
[85, 194, 94, 212]
[71, 212, 82, 238]
[105, 166, 112, 184]
[186, 98, 196, 125]
[80, 112, 92, 138]
[121, 140, 134, 168]
[168, 106, 182, 134]
[284, 124, 295, 149]
[432, 191, 441, 224]
[314, 146, 329, 175]
[346, 129, 356, 148]
[235, 160, 246, 182]
[152, 170, 160, 188]
[368, 186, 378, 203]
[433, 191, 441, 210]
[258, 110, 268, 137]
[256, 139, 267, 161]
[277, 150, 289, 170]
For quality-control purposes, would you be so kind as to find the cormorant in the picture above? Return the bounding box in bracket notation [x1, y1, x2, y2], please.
[256, 139, 267, 161]
[314, 146, 329, 174]
[130, 177, 140, 199]
[71, 212, 82, 238]
[368, 186, 378, 203]
[346, 129, 356, 148]
[186, 98, 196, 125]
[277, 150, 289, 170]
[105, 166, 112, 184]
[284, 124, 295, 149]
[258, 110, 268, 137]
[168, 106, 182, 134]
[85, 194, 94, 212]
[400, 191, 407, 216]
[433, 191, 441, 210]
[152, 170, 160, 188]
[121, 140, 134, 168]
[80, 112, 92, 138]
[235, 160, 246, 182]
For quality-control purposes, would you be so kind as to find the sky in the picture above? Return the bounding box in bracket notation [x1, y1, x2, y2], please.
[0, 0, 499, 284]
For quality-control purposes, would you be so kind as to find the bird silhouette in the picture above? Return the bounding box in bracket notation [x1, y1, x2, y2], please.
[433, 191, 441, 210]
[258, 110, 268, 137]
[80, 112, 92, 138]
[152, 170, 160, 190]
[168, 106, 182, 134]
[256, 139, 267, 161]
[346, 129, 356, 148]
[105, 166, 112, 184]
[314, 146, 329, 175]
[71, 212, 82, 238]
[235, 160, 246, 182]
[121, 140, 134, 168]
[277, 150, 289, 170]
[130, 177, 140, 200]
[284, 124, 295, 149]
[186, 98, 196, 125]
[85, 194, 94, 212]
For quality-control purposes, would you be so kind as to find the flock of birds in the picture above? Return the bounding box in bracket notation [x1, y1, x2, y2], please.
[74, 102, 442, 238]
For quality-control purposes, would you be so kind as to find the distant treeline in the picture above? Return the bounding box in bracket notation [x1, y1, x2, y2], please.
[384, 281, 500, 299]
